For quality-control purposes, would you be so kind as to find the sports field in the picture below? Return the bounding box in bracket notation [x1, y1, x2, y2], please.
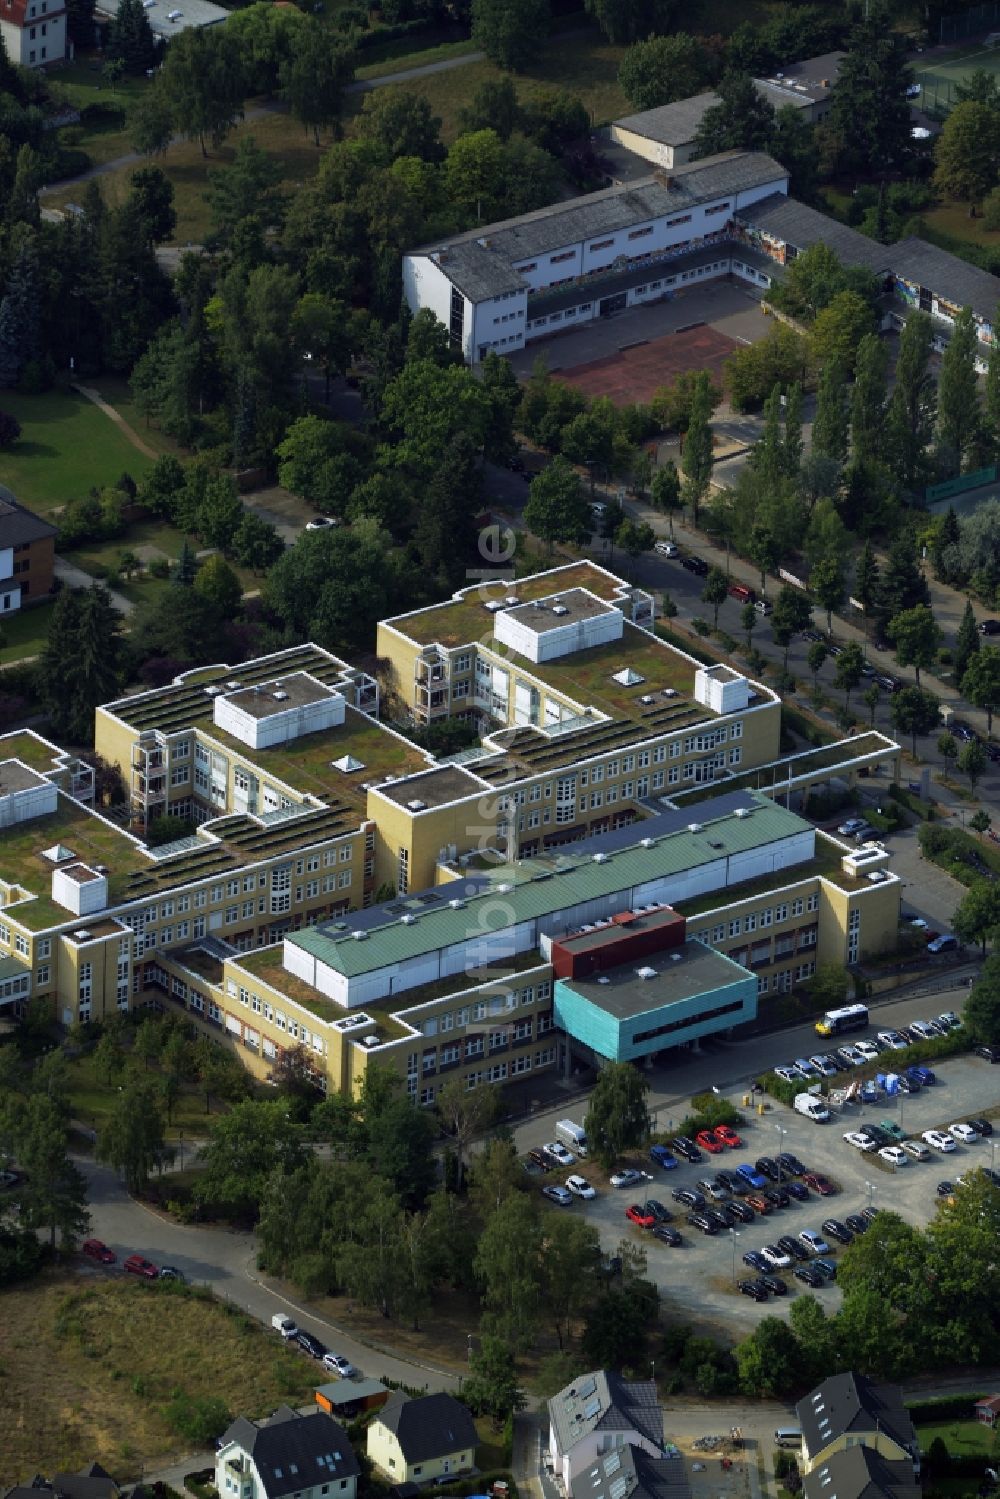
[555, 324, 738, 406]
[912, 39, 1000, 110]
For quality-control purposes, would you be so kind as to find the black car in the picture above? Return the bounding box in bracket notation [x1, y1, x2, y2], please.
[743, 1249, 769, 1271]
[680, 555, 709, 576]
[645, 1199, 673, 1221]
[717, 1169, 748, 1195]
[979, 619, 1000, 635]
[936, 1180, 955, 1197]
[986, 743, 1000, 763]
[822, 1218, 854, 1244]
[785, 1181, 810, 1202]
[727, 1199, 757, 1224]
[528, 1148, 552, 1171]
[653, 1224, 682, 1247]
[794, 1264, 824, 1287]
[761, 1274, 788, 1296]
[672, 1187, 706, 1208]
[777, 1234, 810, 1262]
[755, 1156, 781, 1181]
[802, 629, 824, 643]
[738, 1278, 768, 1301]
[952, 720, 978, 742]
[845, 1214, 868, 1235]
[158, 1265, 184, 1281]
[825, 1053, 851, 1073]
[687, 1212, 718, 1235]
[860, 1125, 892, 1148]
[671, 1135, 702, 1162]
[778, 1152, 807, 1177]
[812, 1257, 838, 1280]
[968, 1118, 994, 1136]
[706, 1206, 738, 1230]
[764, 1186, 791, 1209]
[860, 1205, 880, 1225]
[975, 1045, 1000, 1062]
[984, 1167, 1000, 1187]
[296, 1330, 327, 1359]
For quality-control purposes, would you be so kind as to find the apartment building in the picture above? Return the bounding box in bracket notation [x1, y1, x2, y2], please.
[0, 0, 65, 65]
[0, 488, 57, 613]
[0, 563, 902, 1101]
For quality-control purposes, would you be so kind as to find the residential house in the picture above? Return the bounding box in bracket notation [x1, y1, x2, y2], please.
[801, 1447, 919, 1499]
[0, 0, 65, 65]
[216, 1405, 360, 1499]
[548, 1372, 663, 1492]
[0, 487, 57, 614]
[796, 1375, 919, 1476]
[975, 1395, 1000, 1429]
[3, 1462, 120, 1499]
[573, 1442, 690, 1499]
[367, 1391, 477, 1486]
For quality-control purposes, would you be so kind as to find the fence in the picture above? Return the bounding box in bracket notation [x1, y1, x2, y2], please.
[939, 3, 1000, 43]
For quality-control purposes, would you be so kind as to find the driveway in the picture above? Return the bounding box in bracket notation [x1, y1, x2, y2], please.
[54, 556, 132, 615]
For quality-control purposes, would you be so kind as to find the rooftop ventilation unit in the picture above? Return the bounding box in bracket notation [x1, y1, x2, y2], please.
[636, 966, 657, 981]
[639, 695, 654, 705]
[204, 685, 223, 697]
[483, 600, 505, 613]
[496, 882, 513, 893]
[661, 687, 678, 698]
[406, 799, 427, 812]
[670, 952, 683, 963]
[273, 690, 289, 701]
[640, 837, 654, 849]
[687, 823, 703, 833]
[226, 680, 241, 690]
[448, 898, 465, 909]
[360, 1034, 380, 1048]
[352, 930, 368, 941]
[709, 840, 724, 850]
[597, 975, 611, 984]
[72, 929, 92, 941]
[552, 605, 569, 617]
[505, 595, 519, 606]
[734, 807, 752, 818]
[400, 913, 418, 925]
[592, 852, 607, 864]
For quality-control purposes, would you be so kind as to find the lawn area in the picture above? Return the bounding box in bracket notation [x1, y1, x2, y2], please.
[921, 201, 1000, 252]
[90, 376, 184, 458]
[364, 33, 630, 140]
[354, 35, 480, 79]
[916, 1419, 997, 1459]
[0, 600, 57, 665]
[1, 1276, 317, 1482]
[64, 1049, 224, 1141]
[0, 390, 153, 518]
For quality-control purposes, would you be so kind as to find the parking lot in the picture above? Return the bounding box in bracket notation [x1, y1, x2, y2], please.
[531, 1051, 1000, 1334]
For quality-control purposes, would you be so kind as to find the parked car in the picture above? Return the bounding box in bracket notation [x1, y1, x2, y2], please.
[761, 1274, 788, 1296]
[978, 619, 1000, 635]
[760, 1244, 792, 1269]
[296, 1330, 327, 1359]
[123, 1254, 158, 1279]
[836, 1046, 865, 1067]
[901, 1139, 930, 1160]
[745, 1192, 773, 1214]
[738, 1278, 769, 1301]
[949, 1122, 978, 1144]
[544, 1140, 576, 1167]
[844, 1131, 876, 1151]
[736, 1162, 768, 1189]
[785, 1180, 810, 1202]
[812, 1257, 838, 1280]
[793, 1057, 819, 1078]
[967, 1118, 993, 1136]
[680, 554, 709, 576]
[158, 1265, 185, 1281]
[654, 540, 679, 558]
[905, 1064, 934, 1086]
[936, 1180, 956, 1198]
[699, 1177, 730, 1201]
[82, 1238, 117, 1265]
[879, 1146, 909, 1168]
[860, 1206, 880, 1225]
[763, 1186, 791, 1209]
[809, 1054, 838, 1077]
[754, 1156, 781, 1181]
[727, 1199, 757, 1223]
[305, 516, 337, 530]
[715, 1124, 743, 1148]
[778, 1152, 807, 1176]
[610, 1167, 647, 1188]
[542, 1184, 574, 1206]
[695, 1129, 725, 1154]
[671, 1186, 706, 1208]
[775, 1066, 804, 1083]
[671, 1136, 702, 1162]
[717, 1169, 748, 1195]
[565, 1174, 596, 1198]
[742, 1249, 770, 1272]
[272, 1313, 298, 1338]
[777, 1234, 810, 1262]
[754, 597, 773, 615]
[645, 1199, 672, 1222]
[799, 1229, 831, 1254]
[687, 1211, 718, 1235]
[937, 1011, 961, 1030]
[649, 1143, 679, 1170]
[927, 934, 958, 953]
[822, 1218, 854, 1244]
[855, 1040, 880, 1061]
[922, 1129, 957, 1153]
[528, 1148, 552, 1172]
[838, 817, 870, 836]
[803, 1172, 836, 1196]
[877, 1030, 909, 1051]
[879, 1119, 906, 1141]
[321, 1352, 356, 1378]
[975, 1045, 1000, 1062]
[706, 1207, 737, 1231]
[794, 1264, 824, 1287]
[653, 1224, 682, 1246]
[626, 1203, 656, 1228]
[844, 1214, 869, 1235]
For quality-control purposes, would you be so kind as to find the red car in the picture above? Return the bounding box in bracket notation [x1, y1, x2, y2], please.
[625, 1203, 656, 1229]
[745, 1193, 772, 1214]
[695, 1130, 724, 1154]
[82, 1238, 117, 1265]
[123, 1253, 159, 1279]
[714, 1124, 743, 1148]
[803, 1172, 837, 1196]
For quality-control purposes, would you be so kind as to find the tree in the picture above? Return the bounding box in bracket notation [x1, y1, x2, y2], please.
[232, 510, 284, 572]
[953, 880, 1000, 955]
[937, 306, 982, 472]
[585, 1062, 651, 1168]
[358, 90, 444, 164]
[582, 1278, 656, 1370]
[17, 1094, 90, 1250]
[460, 77, 520, 141]
[126, 166, 176, 245]
[961, 646, 1000, 734]
[958, 737, 987, 795]
[523, 457, 591, 551]
[207, 136, 283, 240]
[937, 731, 958, 777]
[130, 87, 175, 158]
[888, 604, 942, 687]
[740, 599, 757, 656]
[812, 359, 849, 465]
[475, 1191, 544, 1349]
[863, 682, 880, 727]
[617, 33, 711, 110]
[933, 100, 1000, 213]
[772, 584, 812, 671]
[855, 541, 880, 629]
[96, 1077, 166, 1193]
[107, 0, 156, 73]
[280, 21, 354, 147]
[811, 557, 846, 637]
[810, 292, 876, 375]
[807, 639, 828, 691]
[964, 953, 1000, 1044]
[837, 1209, 929, 1315]
[833, 642, 865, 712]
[955, 601, 981, 686]
[543, 1213, 602, 1349]
[158, 27, 247, 157]
[701, 566, 729, 630]
[735, 1316, 807, 1398]
[471, 0, 549, 71]
[36, 586, 125, 745]
[463, 1335, 528, 1428]
[748, 523, 779, 596]
[195, 1098, 306, 1221]
[695, 72, 776, 156]
[878, 535, 930, 625]
[66, 0, 96, 47]
[828, 7, 914, 175]
[367, 1096, 438, 1211]
[889, 686, 940, 759]
[192, 553, 241, 617]
[650, 462, 683, 535]
[435, 1078, 500, 1193]
[681, 371, 714, 526]
[885, 312, 935, 491]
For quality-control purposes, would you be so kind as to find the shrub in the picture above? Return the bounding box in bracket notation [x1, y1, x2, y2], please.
[907, 1394, 984, 1422]
[167, 1394, 232, 1445]
[0, 410, 21, 448]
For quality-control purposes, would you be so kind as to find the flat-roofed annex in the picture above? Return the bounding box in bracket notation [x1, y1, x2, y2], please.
[563, 939, 750, 1018]
[503, 589, 617, 633]
[0, 759, 49, 795]
[223, 672, 337, 718]
[374, 763, 488, 810]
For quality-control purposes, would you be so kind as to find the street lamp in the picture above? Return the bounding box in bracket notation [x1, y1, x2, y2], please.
[775, 1122, 787, 1180]
[865, 1180, 878, 1210]
[729, 1226, 740, 1284]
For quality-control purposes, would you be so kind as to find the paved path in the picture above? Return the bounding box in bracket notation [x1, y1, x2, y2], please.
[73, 383, 158, 461]
[54, 555, 133, 615]
[347, 49, 484, 94]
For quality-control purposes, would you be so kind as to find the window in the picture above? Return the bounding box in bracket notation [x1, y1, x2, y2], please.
[590, 238, 614, 251]
[704, 201, 731, 216]
[550, 251, 575, 264]
[628, 226, 653, 240]
[666, 214, 692, 227]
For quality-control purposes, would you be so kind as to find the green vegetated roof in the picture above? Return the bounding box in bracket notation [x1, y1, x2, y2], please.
[290, 794, 811, 978]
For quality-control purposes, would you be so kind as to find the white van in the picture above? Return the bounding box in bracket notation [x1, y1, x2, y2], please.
[794, 1093, 831, 1122]
[775, 1429, 802, 1448]
[271, 1313, 298, 1338]
[555, 1119, 588, 1156]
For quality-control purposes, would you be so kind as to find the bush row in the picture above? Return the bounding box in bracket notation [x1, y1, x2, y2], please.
[907, 1393, 986, 1421]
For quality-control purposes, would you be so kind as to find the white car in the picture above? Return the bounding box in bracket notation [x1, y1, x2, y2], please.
[809, 1055, 838, 1077]
[906, 81, 922, 97]
[855, 1040, 880, 1062]
[565, 1174, 596, 1199]
[923, 1129, 957, 1153]
[838, 1045, 865, 1066]
[949, 1122, 978, 1144]
[654, 540, 678, 558]
[775, 1065, 803, 1083]
[877, 1030, 909, 1052]
[937, 1011, 961, 1031]
[799, 1229, 830, 1255]
[610, 1167, 646, 1188]
[844, 1131, 876, 1151]
[838, 817, 870, 836]
[901, 1139, 930, 1160]
[879, 1146, 908, 1167]
[761, 1244, 792, 1269]
[544, 1141, 575, 1167]
[909, 1020, 939, 1041]
[305, 515, 337, 530]
[322, 1352, 356, 1377]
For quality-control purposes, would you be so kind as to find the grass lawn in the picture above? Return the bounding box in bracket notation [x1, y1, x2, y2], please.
[354, 35, 480, 79]
[0, 600, 57, 665]
[0, 390, 153, 517]
[90, 376, 185, 458]
[1, 1276, 317, 1482]
[64, 1050, 223, 1141]
[921, 200, 1000, 251]
[916, 1419, 996, 1458]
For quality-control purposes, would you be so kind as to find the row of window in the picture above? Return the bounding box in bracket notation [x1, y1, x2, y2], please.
[758, 961, 816, 993]
[693, 893, 820, 944]
[417, 980, 552, 1038]
[405, 1044, 559, 1099]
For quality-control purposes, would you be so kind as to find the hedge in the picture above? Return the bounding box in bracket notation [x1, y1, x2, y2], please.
[908, 1393, 986, 1422]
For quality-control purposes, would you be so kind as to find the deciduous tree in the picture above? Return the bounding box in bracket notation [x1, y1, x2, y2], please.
[585, 1062, 651, 1168]
[888, 604, 943, 686]
[471, 0, 549, 71]
[524, 456, 591, 551]
[889, 685, 940, 759]
[617, 32, 711, 109]
[961, 645, 1000, 734]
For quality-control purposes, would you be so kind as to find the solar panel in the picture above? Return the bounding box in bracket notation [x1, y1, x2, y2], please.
[604, 1454, 621, 1476]
[583, 1397, 601, 1419]
[609, 1477, 629, 1499]
[576, 1375, 597, 1399]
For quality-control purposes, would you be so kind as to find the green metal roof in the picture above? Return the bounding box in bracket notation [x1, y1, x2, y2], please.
[289, 794, 811, 978]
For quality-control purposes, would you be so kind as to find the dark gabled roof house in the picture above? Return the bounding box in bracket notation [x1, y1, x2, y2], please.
[374, 1392, 478, 1467]
[217, 1406, 360, 1499]
[796, 1375, 918, 1470]
[802, 1447, 919, 1499]
[576, 1442, 690, 1499]
[549, 1371, 663, 1460]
